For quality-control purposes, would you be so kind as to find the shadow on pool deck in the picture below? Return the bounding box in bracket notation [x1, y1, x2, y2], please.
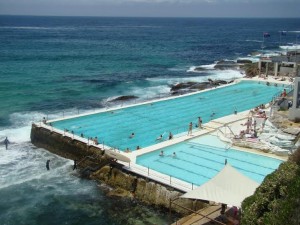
[171, 204, 240, 225]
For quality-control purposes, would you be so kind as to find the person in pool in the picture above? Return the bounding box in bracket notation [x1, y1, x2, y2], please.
[129, 133, 135, 138]
[156, 134, 163, 141]
[159, 150, 164, 156]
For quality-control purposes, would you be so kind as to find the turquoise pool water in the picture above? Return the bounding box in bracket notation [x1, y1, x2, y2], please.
[136, 135, 283, 184]
[51, 80, 288, 151]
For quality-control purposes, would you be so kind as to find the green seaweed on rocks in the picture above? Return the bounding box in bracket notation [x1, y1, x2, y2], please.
[241, 147, 300, 225]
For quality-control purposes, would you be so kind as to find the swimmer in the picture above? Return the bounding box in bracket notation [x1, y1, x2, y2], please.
[172, 152, 176, 158]
[136, 146, 141, 150]
[125, 148, 131, 153]
[156, 134, 163, 141]
[129, 133, 135, 139]
[210, 112, 216, 119]
[159, 150, 164, 156]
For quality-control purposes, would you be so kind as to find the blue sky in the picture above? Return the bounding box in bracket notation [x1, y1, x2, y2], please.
[0, 0, 299, 18]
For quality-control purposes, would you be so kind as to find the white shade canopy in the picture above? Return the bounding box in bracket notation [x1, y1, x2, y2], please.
[181, 164, 259, 207]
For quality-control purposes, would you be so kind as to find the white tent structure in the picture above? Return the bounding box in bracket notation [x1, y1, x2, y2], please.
[181, 164, 260, 207]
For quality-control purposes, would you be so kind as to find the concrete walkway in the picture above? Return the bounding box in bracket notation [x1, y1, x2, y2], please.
[170, 205, 223, 225]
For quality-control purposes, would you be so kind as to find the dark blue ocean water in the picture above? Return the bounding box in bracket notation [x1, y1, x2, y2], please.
[0, 16, 299, 225]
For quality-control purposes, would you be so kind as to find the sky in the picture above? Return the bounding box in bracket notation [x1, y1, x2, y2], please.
[0, 0, 299, 18]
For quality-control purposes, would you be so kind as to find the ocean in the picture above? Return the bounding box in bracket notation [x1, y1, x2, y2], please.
[0, 16, 299, 225]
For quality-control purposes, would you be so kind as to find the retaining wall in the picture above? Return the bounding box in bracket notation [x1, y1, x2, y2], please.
[31, 124, 207, 215]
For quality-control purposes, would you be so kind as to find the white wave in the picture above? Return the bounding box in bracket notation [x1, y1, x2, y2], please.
[279, 44, 300, 50]
[0, 26, 74, 30]
[0, 126, 31, 143]
[168, 66, 187, 72]
[131, 85, 171, 100]
[0, 108, 100, 144]
[245, 39, 263, 43]
[147, 70, 243, 88]
[187, 63, 216, 72]
[237, 57, 260, 63]
[0, 145, 75, 190]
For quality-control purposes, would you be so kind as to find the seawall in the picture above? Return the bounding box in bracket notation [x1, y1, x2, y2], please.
[30, 123, 207, 215]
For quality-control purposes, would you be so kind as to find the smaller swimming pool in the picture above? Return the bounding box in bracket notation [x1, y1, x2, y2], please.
[136, 135, 283, 185]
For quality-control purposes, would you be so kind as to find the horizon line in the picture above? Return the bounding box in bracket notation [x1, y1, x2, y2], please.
[1, 14, 300, 19]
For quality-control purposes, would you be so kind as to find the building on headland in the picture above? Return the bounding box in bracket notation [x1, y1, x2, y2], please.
[289, 75, 300, 121]
[257, 49, 300, 121]
[258, 49, 300, 77]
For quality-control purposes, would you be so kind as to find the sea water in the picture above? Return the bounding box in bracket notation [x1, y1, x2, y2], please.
[1, 16, 299, 224]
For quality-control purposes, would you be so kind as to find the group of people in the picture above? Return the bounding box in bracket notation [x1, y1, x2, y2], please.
[237, 116, 260, 139]
[125, 131, 174, 152]
[188, 116, 203, 136]
[251, 104, 268, 119]
[159, 150, 176, 158]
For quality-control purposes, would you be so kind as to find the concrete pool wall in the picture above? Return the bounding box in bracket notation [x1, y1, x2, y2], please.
[31, 123, 207, 214]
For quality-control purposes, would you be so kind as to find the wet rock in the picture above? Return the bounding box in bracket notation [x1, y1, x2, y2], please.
[170, 82, 198, 91]
[109, 95, 138, 102]
[107, 187, 133, 198]
[237, 59, 253, 64]
[194, 67, 207, 71]
[170, 80, 231, 95]
[214, 60, 239, 70]
[208, 78, 229, 85]
[170, 81, 214, 95]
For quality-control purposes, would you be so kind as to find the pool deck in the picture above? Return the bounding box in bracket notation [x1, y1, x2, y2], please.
[38, 76, 292, 193]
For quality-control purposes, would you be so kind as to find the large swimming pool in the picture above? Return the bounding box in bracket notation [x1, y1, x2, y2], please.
[51, 80, 288, 151]
[136, 135, 283, 185]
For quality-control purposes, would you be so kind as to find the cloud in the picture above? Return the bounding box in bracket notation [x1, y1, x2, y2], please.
[0, 0, 299, 17]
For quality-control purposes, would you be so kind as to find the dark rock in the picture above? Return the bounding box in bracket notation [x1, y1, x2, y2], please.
[170, 82, 198, 92]
[170, 80, 230, 95]
[237, 59, 253, 64]
[109, 95, 138, 102]
[214, 60, 239, 70]
[194, 67, 207, 71]
[190, 82, 211, 90]
[208, 79, 228, 85]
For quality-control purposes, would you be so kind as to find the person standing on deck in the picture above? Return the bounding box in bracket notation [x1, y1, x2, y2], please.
[188, 122, 193, 135]
[198, 117, 202, 129]
[168, 132, 173, 140]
